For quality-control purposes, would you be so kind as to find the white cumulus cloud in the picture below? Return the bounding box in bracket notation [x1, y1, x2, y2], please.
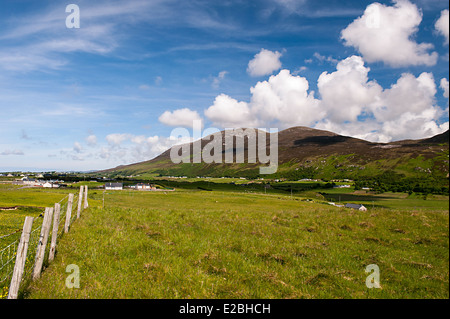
[373, 72, 446, 141]
[249, 69, 322, 128]
[86, 134, 97, 146]
[205, 70, 322, 129]
[317, 55, 383, 123]
[441, 78, 449, 98]
[73, 141, 83, 153]
[435, 9, 449, 45]
[158, 108, 203, 129]
[341, 0, 438, 67]
[247, 49, 282, 77]
[374, 72, 437, 123]
[204, 94, 258, 128]
[106, 133, 132, 146]
[205, 55, 448, 142]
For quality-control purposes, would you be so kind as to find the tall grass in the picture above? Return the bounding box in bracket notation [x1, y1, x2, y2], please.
[23, 190, 448, 299]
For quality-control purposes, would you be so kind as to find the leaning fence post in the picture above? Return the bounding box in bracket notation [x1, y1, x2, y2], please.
[83, 185, 89, 209]
[64, 193, 74, 233]
[48, 203, 61, 262]
[77, 186, 84, 219]
[32, 207, 54, 280]
[8, 216, 34, 299]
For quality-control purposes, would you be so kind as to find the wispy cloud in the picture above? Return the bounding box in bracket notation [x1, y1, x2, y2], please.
[212, 71, 228, 89]
[271, 0, 363, 17]
[20, 129, 32, 140]
[40, 104, 98, 117]
[0, 0, 167, 72]
[1, 149, 24, 156]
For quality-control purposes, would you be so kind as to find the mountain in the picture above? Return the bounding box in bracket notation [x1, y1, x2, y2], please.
[100, 127, 449, 180]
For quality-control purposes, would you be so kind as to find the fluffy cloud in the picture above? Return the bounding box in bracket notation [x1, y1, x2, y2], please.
[249, 69, 322, 128]
[378, 110, 448, 142]
[204, 94, 258, 128]
[158, 108, 203, 129]
[373, 72, 446, 141]
[374, 72, 437, 122]
[205, 70, 322, 129]
[319, 64, 447, 142]
[68, 132, 189, 165]
[205, 55, 448, 142]
[73, 142, 83, 153]
[341, 0, 438, 67]
[106, 133, 132, 146]
[317, 56, 382, 123]
[441, 78, 449, 98]
[86, 135, 97, 146]
[128, 135, 178, 161]
[435, 9, 449, 45]
[247, 49, 282, 77]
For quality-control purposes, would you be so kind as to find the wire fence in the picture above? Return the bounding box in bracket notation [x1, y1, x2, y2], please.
[0, 240, 19, 286]
[0, 188, 85, 299]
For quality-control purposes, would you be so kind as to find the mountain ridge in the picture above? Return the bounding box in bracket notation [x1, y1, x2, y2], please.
[100, 126, 449, 180]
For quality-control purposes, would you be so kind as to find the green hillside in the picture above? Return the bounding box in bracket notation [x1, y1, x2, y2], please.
[99, 127, 449, 194]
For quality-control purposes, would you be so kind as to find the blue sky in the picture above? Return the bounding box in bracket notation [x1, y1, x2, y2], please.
[0, 0, 448, 171]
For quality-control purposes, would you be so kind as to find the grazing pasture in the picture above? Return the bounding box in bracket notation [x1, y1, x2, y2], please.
[14, 188, 448, 299]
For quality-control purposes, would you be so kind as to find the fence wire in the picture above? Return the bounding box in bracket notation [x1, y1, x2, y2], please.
[0, 192, 78, 299]
[0, 240, 19, 283]
[0, 229, 22, 240]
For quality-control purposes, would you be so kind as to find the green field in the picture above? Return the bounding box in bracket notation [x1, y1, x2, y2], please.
[0, 184, 69, 246]
[6, 188, 448, 298]
[0, 183, 448, 299]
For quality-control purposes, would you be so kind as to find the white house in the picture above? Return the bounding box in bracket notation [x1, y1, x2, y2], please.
[22, 178, 37, 185]
[43, 182, 60, 188]
[105, 182, 123, 190]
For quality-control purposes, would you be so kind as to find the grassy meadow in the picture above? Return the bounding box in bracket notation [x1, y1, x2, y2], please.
[0, 185, 443, 299]
[0, 184, 71, 245]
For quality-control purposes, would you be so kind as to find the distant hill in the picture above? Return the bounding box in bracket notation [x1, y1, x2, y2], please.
[99, 127, 449, 180]
[419, 130, 449, 145]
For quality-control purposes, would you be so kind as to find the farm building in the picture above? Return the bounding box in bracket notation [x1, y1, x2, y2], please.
[22, 178, 37, 185]
[43, 182, 60, 188]
[105, 182, 123, 190]
[345, 203, 367, 211]
[134, 183, 156, 190]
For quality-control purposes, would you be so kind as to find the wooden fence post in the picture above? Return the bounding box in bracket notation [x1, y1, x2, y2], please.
[77, 186, 84, 219]
[7, 216, 34, 299]
[32, 207, 54, 280]
[83, 185, 89, 209]
[48, 203, 61, 262]
[64, 193, 74, 233]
